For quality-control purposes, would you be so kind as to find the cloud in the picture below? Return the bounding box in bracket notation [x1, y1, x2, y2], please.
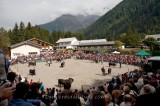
[0, 0, 122, 30]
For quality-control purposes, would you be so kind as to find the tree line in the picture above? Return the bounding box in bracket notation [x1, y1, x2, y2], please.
[0, 21, 157, 54]
[0, 21, 84, 52]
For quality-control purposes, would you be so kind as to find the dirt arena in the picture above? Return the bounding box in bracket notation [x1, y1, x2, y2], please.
[10, 58, 139, 90]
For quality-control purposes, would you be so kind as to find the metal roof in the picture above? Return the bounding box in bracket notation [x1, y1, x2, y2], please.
[72, 39, 108, 45]
[79, 41, 114, 46]
[72, 39, 115, 46]
[145, 34, 160, 39]
[79, 39, 107, 43]
[56, 37, 77, 43]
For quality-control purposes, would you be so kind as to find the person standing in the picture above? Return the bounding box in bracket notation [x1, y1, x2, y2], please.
[30, 79, 33, 85]
[101, 56, 103, 65]
[8, 82, 33, 106]
[18, 75, 22, 82]
[120, 61, 122, 68]
[0, 48, 11, 106]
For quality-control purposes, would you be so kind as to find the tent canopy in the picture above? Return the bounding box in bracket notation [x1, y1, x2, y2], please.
[112, 51, 120, 54]
[135, 50, 150, 56]
[148, 56, 160, 61]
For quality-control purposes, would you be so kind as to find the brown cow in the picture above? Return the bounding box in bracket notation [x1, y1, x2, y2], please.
[58, 78, 74, 87]
[29, 69, 36, 75]
[109, 62, 116, 67]
[101, 67, 105, 76]
[108, 68, 112, 75]
[28, 60, 36, 67]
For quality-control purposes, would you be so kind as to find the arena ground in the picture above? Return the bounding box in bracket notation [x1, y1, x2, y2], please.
[10, 58, 139, 90]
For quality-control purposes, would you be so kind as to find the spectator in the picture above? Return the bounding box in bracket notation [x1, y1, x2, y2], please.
[26, 82, 46, 106]
[90, 90, 106, 106]
[24, 77, 28, 83]
[0, 84, 15, 101]
[7, 72, 17, 101]
[56, 83, 80, 106]
[8, 82, 33, 106]
[120, 94, 133, 106]
[105, 94, 118, 106]
[18, 75, 22, 82]
[30, 79, 33, 85]
[7, 72, 16, 88]
[135, 85, 157, 106]
[40, 82, 44, 93]
[0, 49, 11, 106]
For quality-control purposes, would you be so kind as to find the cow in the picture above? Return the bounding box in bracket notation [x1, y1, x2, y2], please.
[60, 61, 65, 67]
[29, 69, 36, 75]
[108, 68, 112, 75]
[58, 78, 74, 87]
[101, 67, 105, 76]
[28, 60, 36, 67]
[109, 62, 116, 67]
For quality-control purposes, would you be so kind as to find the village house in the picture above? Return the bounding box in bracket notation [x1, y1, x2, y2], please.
[10, 38, 54, 59]
[55, 37, 78, 51]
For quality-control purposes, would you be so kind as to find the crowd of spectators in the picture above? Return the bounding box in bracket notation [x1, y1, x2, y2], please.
[74, 52, 149, 66]
[1, 50, 160, 106]
[14, 68, 159, 106]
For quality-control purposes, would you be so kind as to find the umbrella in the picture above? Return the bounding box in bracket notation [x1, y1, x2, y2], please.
[135, 50, 150, 56]
[112, 51, 120, 54]
[147, 56, 160, 61]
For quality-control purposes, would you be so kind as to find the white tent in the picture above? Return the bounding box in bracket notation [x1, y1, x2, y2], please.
[147, 56, 160, 61]
[112, 51, 120, 54]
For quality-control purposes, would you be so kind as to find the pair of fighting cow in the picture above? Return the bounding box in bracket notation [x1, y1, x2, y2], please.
[101, 67, 112, 76]
[58, 78, 74, 88]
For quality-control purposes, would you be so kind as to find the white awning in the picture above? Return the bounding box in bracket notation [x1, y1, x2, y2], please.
[147, 56, 160, 61]
[112, 51, 120, 54]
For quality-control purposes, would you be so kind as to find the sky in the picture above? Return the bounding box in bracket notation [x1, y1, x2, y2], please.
[0, 0, 122, 30]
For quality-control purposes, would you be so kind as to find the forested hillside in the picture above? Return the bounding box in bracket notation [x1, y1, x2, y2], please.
[83, 0, 160, 40]
[39, 14, 99, 32]
[0, 21, 85, 53]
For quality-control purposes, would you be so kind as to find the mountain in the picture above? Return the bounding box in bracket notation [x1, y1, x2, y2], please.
[83, 0, 160, 39]
[39, 14, 100, 32]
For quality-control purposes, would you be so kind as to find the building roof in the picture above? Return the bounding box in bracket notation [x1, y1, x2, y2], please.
[11, 41, 41, 49]
[79, 41, 114, 46]
[72, 39, 114, 46]
[28, 38, 53, 46]
[79, 39, 107, 43]
[72, 39, 107, 45]
[145, 34, 160, 39]
[56, 37, 77, 43]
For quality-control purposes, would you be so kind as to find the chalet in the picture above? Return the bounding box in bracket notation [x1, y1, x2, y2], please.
[28, 38, 54, 52]
[10, 41, 41, 59]
[10, 38, 54, 59]
[56, 37, 78, 51]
